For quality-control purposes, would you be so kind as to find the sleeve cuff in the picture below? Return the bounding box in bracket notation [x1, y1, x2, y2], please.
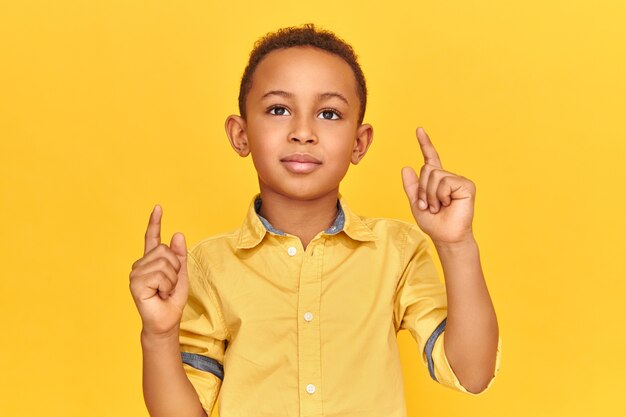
[182, 352, 224, 380]
[430, 330, 502, 396]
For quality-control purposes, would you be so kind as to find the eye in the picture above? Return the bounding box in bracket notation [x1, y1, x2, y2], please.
[318, 109, 341, 120]
[268, 106, 291, 116]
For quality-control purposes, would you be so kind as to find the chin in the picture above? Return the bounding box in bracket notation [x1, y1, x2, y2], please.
[265, 182, 339, 202]
[258, 170, 344, 201]
[280, 188, 337, 201]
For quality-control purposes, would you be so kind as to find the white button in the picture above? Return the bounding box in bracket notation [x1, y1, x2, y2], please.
[306, 384, 316, 394]
[287, 246, 297, 256]
[304, 312, 314, 322]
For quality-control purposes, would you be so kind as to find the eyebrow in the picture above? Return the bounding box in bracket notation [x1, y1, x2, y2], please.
[261, 90, 293, 100]
[261, 90, 349, 106]
[319, 92, 349, 106]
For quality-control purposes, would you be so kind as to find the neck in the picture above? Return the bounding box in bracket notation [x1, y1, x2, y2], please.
[258, 187, 339, 249]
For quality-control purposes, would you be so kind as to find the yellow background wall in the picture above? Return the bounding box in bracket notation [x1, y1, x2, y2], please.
[1, 1, 625, 416]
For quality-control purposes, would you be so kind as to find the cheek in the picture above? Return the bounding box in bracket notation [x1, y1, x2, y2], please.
[249, 145, 274, 175]
[324, 127, 357, 157]
[250, 122, 290, 152]
[247, 139, 285, 182]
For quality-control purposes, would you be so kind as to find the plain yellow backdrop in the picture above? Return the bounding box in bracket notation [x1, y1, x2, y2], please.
[1, 1, 625, 416]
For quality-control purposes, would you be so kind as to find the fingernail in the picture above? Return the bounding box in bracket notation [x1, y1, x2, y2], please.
[418, 200, 427, 210]
[429, 206, 438, 213]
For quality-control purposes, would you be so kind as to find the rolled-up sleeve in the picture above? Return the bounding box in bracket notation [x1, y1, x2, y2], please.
[179, 249, 229, 414]
[393, 224, 501, 395]
[430, 329, 502, 395]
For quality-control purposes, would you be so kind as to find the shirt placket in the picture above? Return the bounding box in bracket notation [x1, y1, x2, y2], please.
[296, 238, 325, 417]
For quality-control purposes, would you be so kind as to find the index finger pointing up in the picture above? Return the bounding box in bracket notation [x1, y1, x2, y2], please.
[144, 204, 162, 255]
[416, 127, 442, 168]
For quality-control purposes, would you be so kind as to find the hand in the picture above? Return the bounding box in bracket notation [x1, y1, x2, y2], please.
[129, 205, 189, 336]
[401, 127, 476, 245]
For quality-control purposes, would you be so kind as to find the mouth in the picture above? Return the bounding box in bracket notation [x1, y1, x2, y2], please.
[280, 153, 322, 174]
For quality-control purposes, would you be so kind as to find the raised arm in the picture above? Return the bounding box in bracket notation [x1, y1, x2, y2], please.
[401, 127, 499, 394]
[129, 205, 207, 417]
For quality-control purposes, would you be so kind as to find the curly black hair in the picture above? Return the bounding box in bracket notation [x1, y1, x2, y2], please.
[238, 24, 367, 124]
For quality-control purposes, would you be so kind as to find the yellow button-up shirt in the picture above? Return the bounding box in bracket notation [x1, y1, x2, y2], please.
[180, 195, 501, 417]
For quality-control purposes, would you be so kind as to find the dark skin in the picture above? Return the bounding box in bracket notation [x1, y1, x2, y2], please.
[402, 127, 499, 393]
[129, 46, 498, 417]
[226, 46, 373, 249]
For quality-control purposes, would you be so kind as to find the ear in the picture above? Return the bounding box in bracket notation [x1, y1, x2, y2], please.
[351, 123, 374, 164]
[225, 115, 250, 157]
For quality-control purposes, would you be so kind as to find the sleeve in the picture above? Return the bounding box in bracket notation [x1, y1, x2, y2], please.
[393, 225, 501, 395]
[430, 327, 502, 395]
[179, 249, 230, 414]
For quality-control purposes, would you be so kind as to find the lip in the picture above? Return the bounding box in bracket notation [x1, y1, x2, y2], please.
[280, 153, 322, 174]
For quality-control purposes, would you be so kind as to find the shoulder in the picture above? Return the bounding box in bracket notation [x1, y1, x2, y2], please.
[359, 214, 429, 245]
[351, 214, 433, 266]
[187, 228, 241, 270]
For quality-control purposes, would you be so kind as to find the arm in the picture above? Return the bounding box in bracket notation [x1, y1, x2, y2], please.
[129, 206, 207, 417]
[401, 127, 499, 394]
[142, 328, 207, 417]
[434, 237, 498, 394]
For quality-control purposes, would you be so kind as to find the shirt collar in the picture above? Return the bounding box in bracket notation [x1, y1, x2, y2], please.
[236, 194, 377, 250]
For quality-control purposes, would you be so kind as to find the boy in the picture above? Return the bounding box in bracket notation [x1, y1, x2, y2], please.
[129, 24, 501, 417]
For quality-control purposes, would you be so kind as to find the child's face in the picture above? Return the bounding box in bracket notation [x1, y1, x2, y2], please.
[227, 46, 373, 201]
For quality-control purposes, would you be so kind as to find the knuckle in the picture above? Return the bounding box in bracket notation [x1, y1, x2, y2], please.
[132, 255, 146, 268]
[129, 280, 139, 295]
[429, 170, 441, 182]
[156, 257, 169, 269]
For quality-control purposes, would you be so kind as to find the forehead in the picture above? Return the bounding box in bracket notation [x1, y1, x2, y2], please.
[248, 46, 359, 103]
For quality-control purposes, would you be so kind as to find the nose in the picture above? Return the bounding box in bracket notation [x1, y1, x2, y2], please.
[289, 116, 318, 144]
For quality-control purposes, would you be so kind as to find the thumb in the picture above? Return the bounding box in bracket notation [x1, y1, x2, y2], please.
[170, 233, 187, 278]
[170, 232, 187, 259]
[401, 166, 419, 206]
[169, 232, 189, 307]
[170, 232, 188, 281]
